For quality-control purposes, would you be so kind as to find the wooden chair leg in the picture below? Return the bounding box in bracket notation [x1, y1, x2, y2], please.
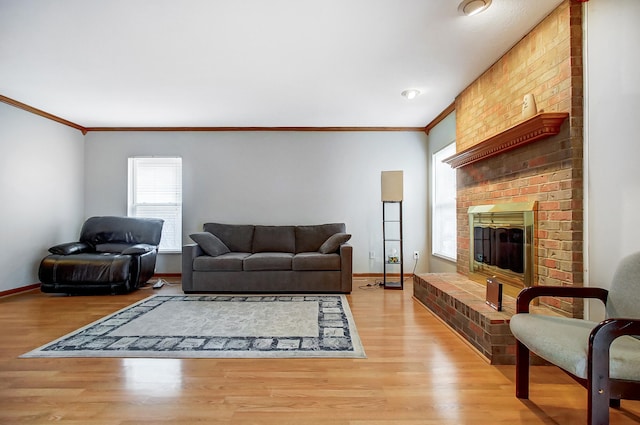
[588, 351, 611, 425]
[515, 340, 530, 399]
[588, 385, 611, 425]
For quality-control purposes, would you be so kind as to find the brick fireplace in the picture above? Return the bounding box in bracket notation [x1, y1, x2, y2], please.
[454, 113, 583, 317]
[413, 1, 584, 364]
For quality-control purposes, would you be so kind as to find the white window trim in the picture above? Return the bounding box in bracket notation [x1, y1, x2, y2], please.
[127, 157, 183, 253]
[431, 142, 457, 261]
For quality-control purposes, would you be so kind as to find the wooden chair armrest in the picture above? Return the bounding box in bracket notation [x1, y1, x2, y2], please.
[590, 318, 640, 352]
[589, 318, 640, 402]
[516, 286, 609, 313]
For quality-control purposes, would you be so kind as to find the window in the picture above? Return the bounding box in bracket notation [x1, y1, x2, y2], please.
[128, 157, 182, 252]
[432, 142, 457, 261]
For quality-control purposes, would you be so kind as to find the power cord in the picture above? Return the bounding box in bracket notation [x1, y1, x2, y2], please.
[358, 257, 419, 289]
[359, 281, 384, 290]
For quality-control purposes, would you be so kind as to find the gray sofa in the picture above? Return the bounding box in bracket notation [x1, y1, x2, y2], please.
[182, 223, 352, 293]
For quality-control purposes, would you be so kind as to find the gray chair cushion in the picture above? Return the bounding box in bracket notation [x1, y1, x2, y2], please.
[292, 252, 341, 271]
[510, 313, 640, 380]
[203, 223, 254, 253]
[243, 253, 293, 271]
[193, 252, 250, 271]
[190, 232, 230, 257]
[318, 233, 351, 254]
[295, 223, 346, 253]
[252, 226, 295, 253]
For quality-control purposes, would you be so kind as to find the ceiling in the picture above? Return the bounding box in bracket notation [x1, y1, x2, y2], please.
[0, 0, 564, 128]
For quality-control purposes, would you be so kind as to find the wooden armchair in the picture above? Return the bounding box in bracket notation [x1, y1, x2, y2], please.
[509, 251, 640, 425]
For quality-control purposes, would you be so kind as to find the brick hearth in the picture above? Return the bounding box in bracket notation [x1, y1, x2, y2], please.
[413, 273, 555, 365]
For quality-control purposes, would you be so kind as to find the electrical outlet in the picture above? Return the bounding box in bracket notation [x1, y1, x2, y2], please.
[369, 251, 375, 259]
[413, 251, 420, 260]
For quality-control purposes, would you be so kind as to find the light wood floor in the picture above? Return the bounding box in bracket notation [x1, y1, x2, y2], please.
[1, 278, 639, 425]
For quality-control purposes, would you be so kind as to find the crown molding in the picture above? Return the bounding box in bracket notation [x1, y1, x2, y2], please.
[84, 126, 427, 132]
[0, 95, 87, 134]
[424, 102, 455, 134]
[1, 94, 428, 133]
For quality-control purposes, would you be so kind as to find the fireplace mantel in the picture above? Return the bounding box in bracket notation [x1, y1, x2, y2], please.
[444, 112, 569, 169]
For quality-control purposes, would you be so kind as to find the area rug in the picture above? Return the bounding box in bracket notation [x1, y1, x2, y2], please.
[21, 294, 366, 359]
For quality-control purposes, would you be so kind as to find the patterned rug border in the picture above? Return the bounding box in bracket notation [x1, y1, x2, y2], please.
[21, 294, 366, 359]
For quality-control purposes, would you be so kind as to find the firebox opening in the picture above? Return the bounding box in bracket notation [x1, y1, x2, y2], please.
[474, 227, 524, 273]
[468, 202, 536, 298]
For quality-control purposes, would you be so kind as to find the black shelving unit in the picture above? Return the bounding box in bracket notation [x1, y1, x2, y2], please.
[382, 201, 403, 290]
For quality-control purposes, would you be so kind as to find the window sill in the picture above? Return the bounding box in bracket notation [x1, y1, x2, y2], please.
[432, 253, 457, 263]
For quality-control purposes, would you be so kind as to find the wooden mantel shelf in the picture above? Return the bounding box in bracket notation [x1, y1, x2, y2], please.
[444, 112, 569, 169]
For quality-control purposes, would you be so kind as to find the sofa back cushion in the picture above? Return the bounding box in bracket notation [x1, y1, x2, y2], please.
[203, 223, 254, 253]
[295, 223, 346, 253]
[253, 226, 295, 253]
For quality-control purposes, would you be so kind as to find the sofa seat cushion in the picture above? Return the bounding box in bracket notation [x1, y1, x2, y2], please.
[243, 252, 293, 271]
[252, 226, 295, 253]
[293, 252, 341, 271]
[193, 252, 251, 271]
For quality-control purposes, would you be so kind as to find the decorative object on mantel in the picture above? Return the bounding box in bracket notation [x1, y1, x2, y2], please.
[521, 94, 537, 119]
[444, 112, 569, 169]
[485, 277, 503, 311]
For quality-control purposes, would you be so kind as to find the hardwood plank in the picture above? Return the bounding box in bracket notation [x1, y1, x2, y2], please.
[1, 279, 638, 424]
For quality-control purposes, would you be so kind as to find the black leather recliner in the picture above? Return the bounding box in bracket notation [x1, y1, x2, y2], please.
[39, 216, 164, 295]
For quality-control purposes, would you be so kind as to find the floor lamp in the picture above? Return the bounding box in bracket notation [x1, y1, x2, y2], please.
[381, 170, 404, 289]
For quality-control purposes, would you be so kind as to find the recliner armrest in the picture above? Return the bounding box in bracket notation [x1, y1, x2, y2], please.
[516, 286, 609, 313]
[48, 242, 92, 255]
[122, 244, 156, 255]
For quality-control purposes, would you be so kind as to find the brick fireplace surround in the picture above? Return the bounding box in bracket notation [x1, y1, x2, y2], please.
[413, 1, 584, 365]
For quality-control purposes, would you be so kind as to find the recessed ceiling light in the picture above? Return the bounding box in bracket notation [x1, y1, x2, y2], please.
[401, 89, 421, 100]
[458, 0, 492, 16]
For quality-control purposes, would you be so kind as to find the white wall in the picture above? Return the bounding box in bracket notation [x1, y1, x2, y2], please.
[427, 111, 457, 274]
[585, 0, 640, 319]
[0, 103, 85, 292]
[84, 131, 429, 274]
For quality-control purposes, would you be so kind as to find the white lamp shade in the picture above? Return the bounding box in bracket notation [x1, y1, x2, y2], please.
[381, 170, 403, 201]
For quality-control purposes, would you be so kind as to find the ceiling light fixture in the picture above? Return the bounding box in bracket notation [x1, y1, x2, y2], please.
[401, 89, 421, 100]
[458, 0, 492, 16]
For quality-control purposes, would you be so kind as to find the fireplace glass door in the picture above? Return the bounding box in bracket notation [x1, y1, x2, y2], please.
[468, 202, 535, 297]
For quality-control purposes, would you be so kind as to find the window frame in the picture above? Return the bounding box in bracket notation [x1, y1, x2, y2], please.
[431, 142, 457, 261]
[127, 156, 183, 253]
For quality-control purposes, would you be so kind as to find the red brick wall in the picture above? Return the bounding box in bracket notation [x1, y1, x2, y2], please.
[454, 1, 583, 317]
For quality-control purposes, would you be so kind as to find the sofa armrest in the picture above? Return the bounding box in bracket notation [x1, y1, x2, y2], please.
[339, 243, 353, 293]
[182, 243, 203, 292]
[48, 241, 92, 255]
[516, 286, 609, 314]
